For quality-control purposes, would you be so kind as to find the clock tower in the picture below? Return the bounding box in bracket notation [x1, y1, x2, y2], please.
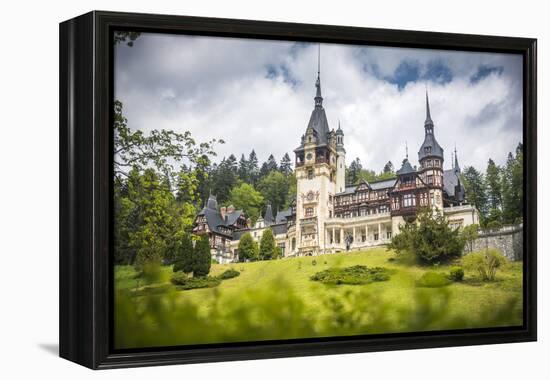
[293, 51, 341, 256]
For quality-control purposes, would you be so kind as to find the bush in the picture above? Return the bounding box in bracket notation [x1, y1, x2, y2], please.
[238, 232, 259, 262]
[217, 269, 240, 280]
[416, 271, 451, 288]
[449, 266, 464, 282]
[388, 208, 465, 264]
[462, 249, 507, 281]
[173, 234, 194, 273]
[171, 273, 221, 290]
[310, 265, 391, 285]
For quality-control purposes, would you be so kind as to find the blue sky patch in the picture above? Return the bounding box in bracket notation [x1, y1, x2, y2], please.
[470, 65, 504, 83]
[423, 60, 453, 84]
[385, 60, 420, 89]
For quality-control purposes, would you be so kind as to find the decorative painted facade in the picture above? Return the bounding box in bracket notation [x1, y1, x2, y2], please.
[193, 63, 479, 263]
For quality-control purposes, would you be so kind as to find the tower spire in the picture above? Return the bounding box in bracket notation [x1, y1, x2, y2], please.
[454, 144, 460, 172]
[405, 141, 409, 159]
[314, 44, 323, 108]
[425, 87, 433, 124]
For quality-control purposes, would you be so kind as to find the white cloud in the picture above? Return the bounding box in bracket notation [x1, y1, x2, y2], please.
[114, 33, 522, 172]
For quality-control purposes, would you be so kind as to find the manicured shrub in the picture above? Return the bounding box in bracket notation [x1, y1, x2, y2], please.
[310, 265, 391, 285]
[462, 249, 508, 281]
[193, 235, 212, 277]
[173, 233, 194, 273]
[171, 273, 221, 290]
[259, 229, 277, 260]
[449, 266, 465, 282]
[416, 271, 451, 288]
[238, 232, 259, 262]
[218, 269, 240, 280]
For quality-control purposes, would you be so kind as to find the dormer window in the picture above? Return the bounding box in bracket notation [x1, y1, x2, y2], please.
[424, 146, 431, 154]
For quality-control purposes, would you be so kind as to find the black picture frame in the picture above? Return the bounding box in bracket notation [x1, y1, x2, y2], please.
[59, 10, 537, 369]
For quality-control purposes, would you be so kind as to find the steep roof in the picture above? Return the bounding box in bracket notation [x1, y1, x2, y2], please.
[275, 208, 292, 223]
[263, 204, 275, 225]
[443, 169, 465, 202]
[418, 91, 444, 161]
[396, 158, 416, 176]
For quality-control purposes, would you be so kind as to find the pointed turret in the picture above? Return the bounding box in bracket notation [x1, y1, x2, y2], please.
[314, 44, 323, 108]
[418, 88, 444, 162]
[454, 146, 460, 173]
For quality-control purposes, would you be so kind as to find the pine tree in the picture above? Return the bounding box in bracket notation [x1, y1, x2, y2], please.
[193, 235, 211, 277]
[238, 154, 249, 182]
[210, 157, 237, 204]
[347, 158, 363, 185]
[259, 228, 276, 260]
[462, 166, 488, 222]
[485, 159, 502, 210]
[383, 161, 394, 173]
[248, 150, 259, 184]
[279, 153, 292, 175]
[173, 233, 194, 273]
[266, 154, 278, 172]
[501, 144, 523, 224]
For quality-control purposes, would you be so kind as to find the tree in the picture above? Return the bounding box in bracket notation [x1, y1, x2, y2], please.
[229, 183, 264, 224]
[114, 31, 141, 46]
[501, 144, 523, 224]
[388, 208, 465, 264]
[347, 158, 363, 185]
[461, 224, 479, 253]
[210, 157, 238, 204]
[259, 229, 277, 260]
[193, 235, 212, 277]
[113, 100, 222, 185]
[238, 233, 259, 262]
[173, 234, 194, 273]
[485, 159, 502, 210]
[383, 161, 394, 173]
[279, 153, 293, 175]
[266, 154, 278, 172]
[462, 166, 488, 221]
[238, 154, 249, 182]
[248, 150, 259, 184]
[129, 169, 180, 270]
[257, 171, 290, 212]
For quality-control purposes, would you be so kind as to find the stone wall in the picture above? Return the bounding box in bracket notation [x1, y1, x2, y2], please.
[470, 224, 523, 261]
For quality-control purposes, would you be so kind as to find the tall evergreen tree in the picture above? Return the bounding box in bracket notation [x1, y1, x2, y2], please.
[347, 158, 363, 185]
[248, 150, 259, 184]
[462, 166, 488, 222]
[210, 157, 237, 204]
[266, 154, 278, 172]
[193, 235, 211, 277]
[502, 144, 523, 224]
[238, 154, 249, 182]
[383, 161, 394, 173]
[257, 171, 290, 213]
[173, 233, 194, 273]
[259, 228, 277, 260]
[279, 153, 292, 175]
[485, 159, 502, 210]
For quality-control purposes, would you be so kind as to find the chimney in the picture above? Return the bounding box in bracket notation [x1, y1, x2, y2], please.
[220, 206, 227, 219]
[227, 204, 235, 214]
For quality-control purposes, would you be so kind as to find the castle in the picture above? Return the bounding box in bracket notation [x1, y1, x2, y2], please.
[193, 62, 479, 263]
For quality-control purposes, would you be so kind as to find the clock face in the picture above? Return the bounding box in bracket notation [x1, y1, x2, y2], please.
[307, 191, 315, 201]
[306, 153, 313, 160]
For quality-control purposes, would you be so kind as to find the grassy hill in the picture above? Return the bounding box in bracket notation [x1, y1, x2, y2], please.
[115, 248, 523, 349]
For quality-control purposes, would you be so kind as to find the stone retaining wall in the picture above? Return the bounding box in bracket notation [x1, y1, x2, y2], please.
[470, 224, 523, 261]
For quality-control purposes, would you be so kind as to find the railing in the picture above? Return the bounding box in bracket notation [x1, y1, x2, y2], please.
[325, 212, 391, 225]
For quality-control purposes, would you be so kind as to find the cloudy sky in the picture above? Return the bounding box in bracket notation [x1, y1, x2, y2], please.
[114, 33, 523, 173]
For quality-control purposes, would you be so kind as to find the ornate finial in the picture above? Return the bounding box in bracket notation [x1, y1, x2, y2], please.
[425, 86, 432, 122]
[454, 144, 460, 172]
[318, 43, 320, 76]
[405, 141, 409, 159]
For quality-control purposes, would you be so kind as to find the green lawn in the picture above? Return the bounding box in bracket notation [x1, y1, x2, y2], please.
[115, 248, 523, 349]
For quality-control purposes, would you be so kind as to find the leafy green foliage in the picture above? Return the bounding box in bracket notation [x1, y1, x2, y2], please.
[238, 232, 259, 262]
[259, 229, 277, 260]
[449, 266, 465, 282]
[257, 170, 291, 213]
[193, 235, 212, 277]
[171, 273, 221, 290]
[217, 269, 241, 280]
[416, 271, 452, 288]
[388, 208, 465, 264]
[172, 234, 194, 273]
[228, 183, 264, 224]
[310, 265, 391, 285]
[462, 249, 508, 281]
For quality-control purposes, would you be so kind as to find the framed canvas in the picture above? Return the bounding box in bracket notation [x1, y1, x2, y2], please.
[59, 11, 537, 369]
